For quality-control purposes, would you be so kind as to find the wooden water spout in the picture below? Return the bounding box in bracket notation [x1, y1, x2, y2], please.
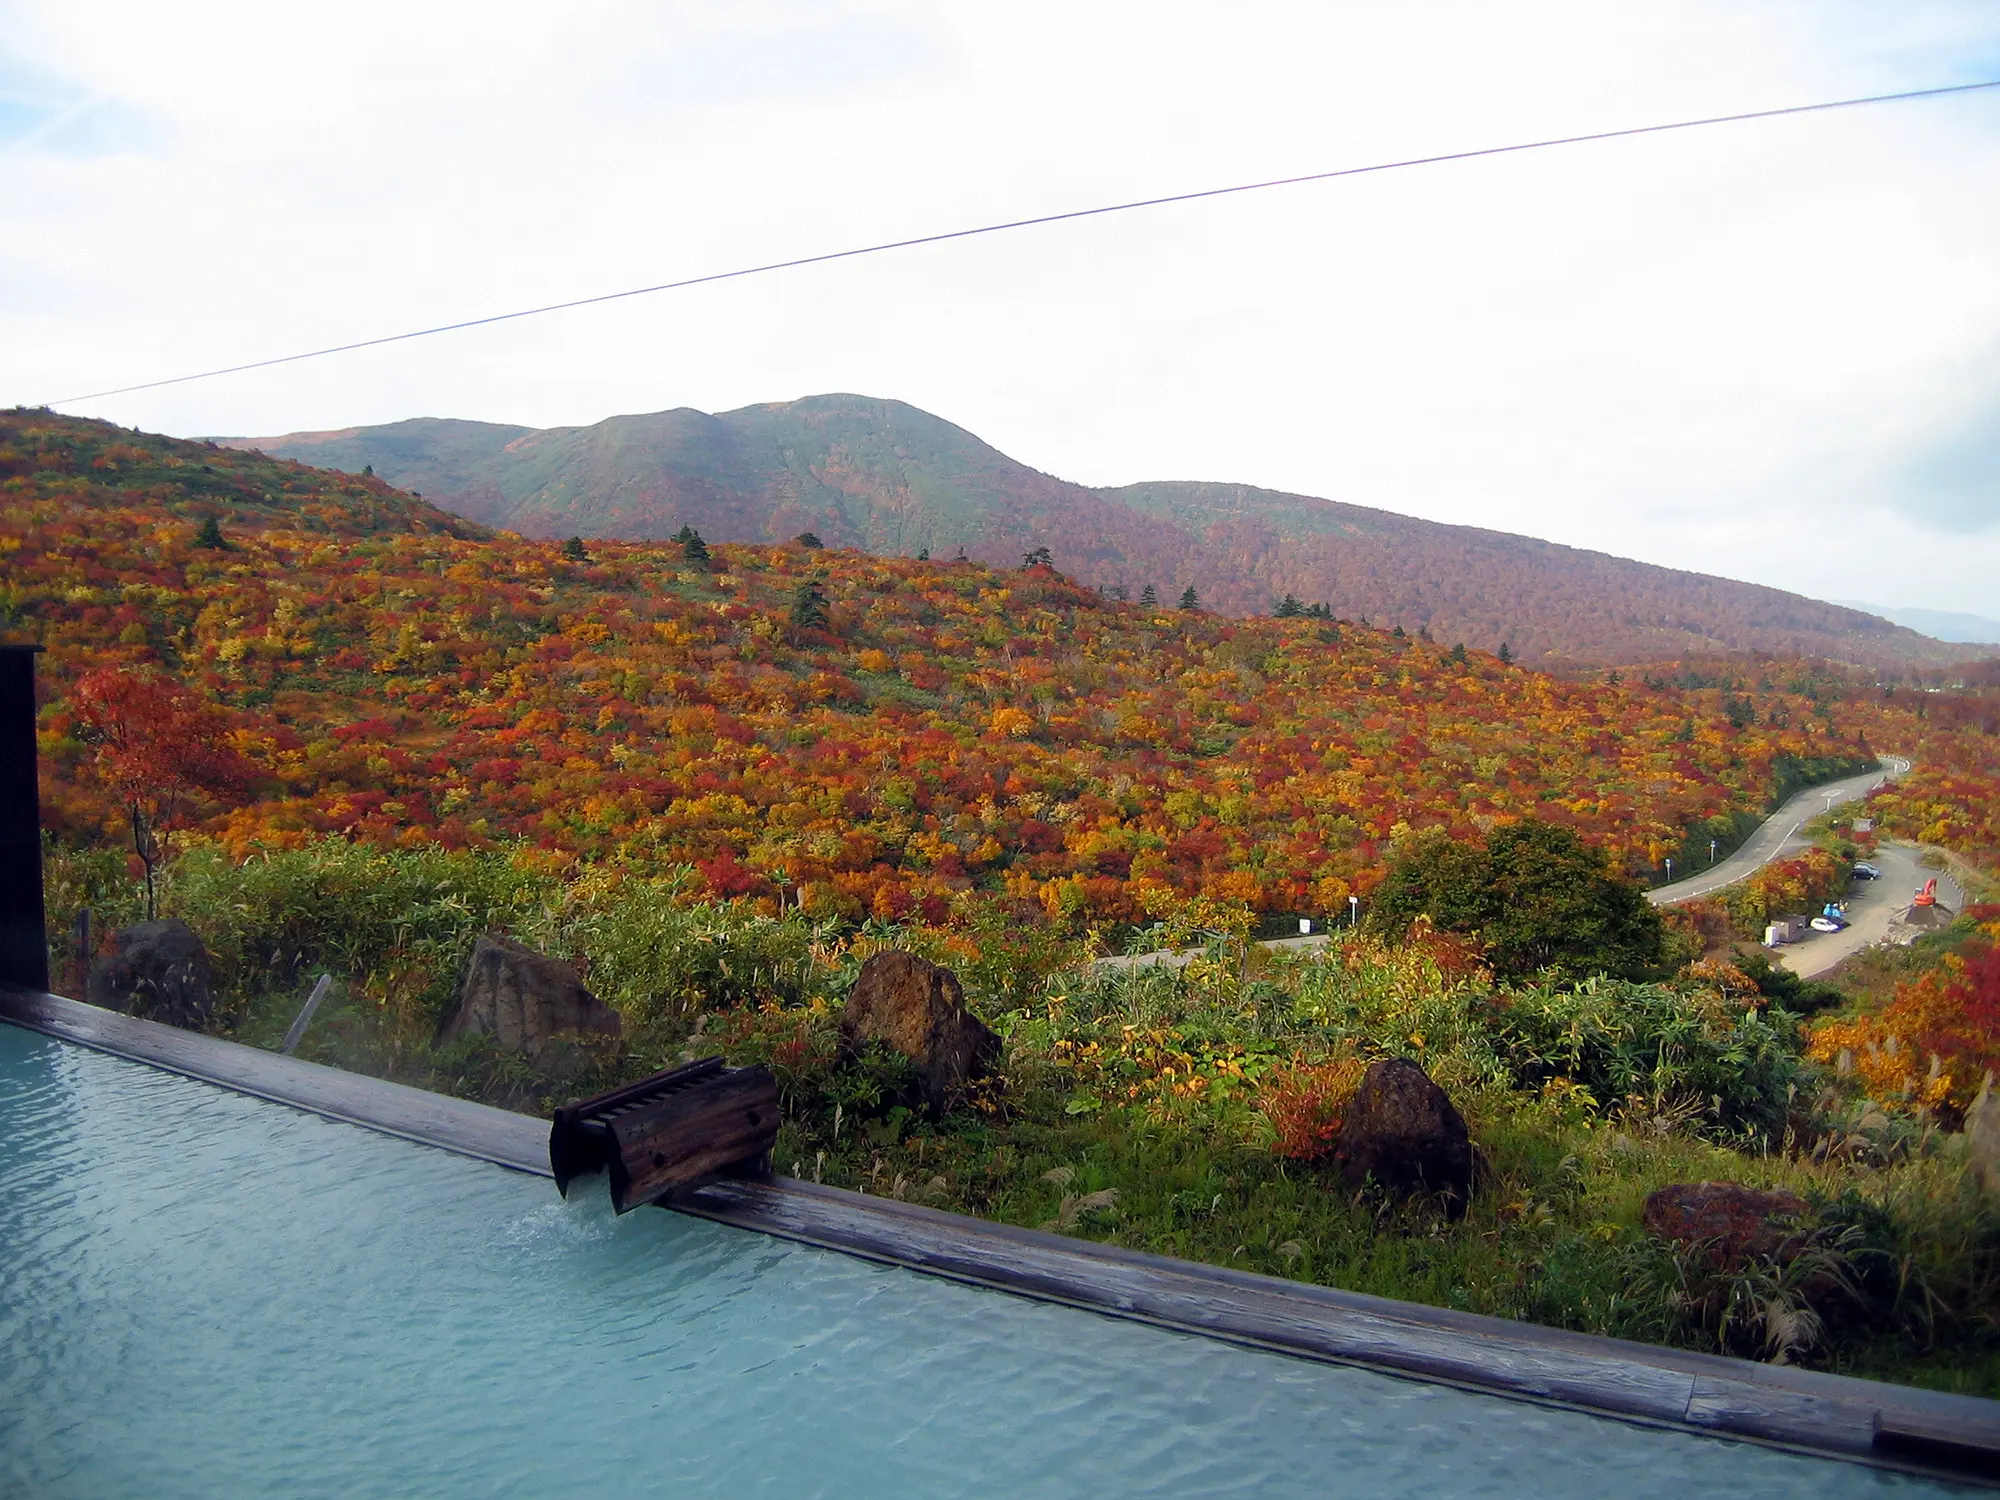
[550, 1058, 780, 1214]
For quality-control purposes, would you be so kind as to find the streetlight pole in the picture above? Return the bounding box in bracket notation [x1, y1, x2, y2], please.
[1710, 839, 1718, 866]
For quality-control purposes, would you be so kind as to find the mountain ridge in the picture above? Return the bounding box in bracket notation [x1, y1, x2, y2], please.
[226, 394, 1983, 669]
[1832, 600, 2000, 647]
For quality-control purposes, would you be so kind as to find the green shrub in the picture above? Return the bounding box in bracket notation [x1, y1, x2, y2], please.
[1734, 950, 1845, 1016]
[141, 840, 865, 1044]
[41, 836, 146, 987]
[164, 840, 551, 1048]
[522, 870, 830, 1025]
[1368, 821, 1666, 982]
[1287, 935, 1510, 1092]
[1494, 977, 1807, 1137]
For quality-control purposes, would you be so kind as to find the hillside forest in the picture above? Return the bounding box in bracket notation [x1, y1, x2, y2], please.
[10, 409, 2000, 1393]
[8, 414, 1924, 925]
[234, 395, 1977, 670]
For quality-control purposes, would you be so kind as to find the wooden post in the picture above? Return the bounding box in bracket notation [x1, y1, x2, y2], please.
[281, 973, 334, 1055]
[0, 645, 48, 993]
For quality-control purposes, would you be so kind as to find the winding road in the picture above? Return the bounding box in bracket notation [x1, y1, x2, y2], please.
[1635, 754, 1965, 979]
[1644, 757, 1910, 905]
[1098, 758, 1915, 973]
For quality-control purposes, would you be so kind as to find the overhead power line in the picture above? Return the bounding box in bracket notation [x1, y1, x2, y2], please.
[47, 77, 2000, 407]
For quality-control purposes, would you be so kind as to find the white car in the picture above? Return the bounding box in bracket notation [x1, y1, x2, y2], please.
[1810, 915, 1847, 933]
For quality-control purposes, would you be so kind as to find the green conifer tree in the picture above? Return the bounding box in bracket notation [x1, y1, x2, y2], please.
[790, 575, 830, 632]
[194, 516, 228, 550]
[1179, 585, 1200, 611]
[561, 536, 588, 561]
[672, 525, 710, 568]
[1139, 584, 1158, 608]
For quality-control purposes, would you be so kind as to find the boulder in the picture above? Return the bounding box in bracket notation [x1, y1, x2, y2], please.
[1335, 1057, 1476, 1217]
[840, 951, 999, 1112]
[1642, 1181, 1812, 1266]
[86, 919, 216, 1030]
[436, 935, 622, 1072]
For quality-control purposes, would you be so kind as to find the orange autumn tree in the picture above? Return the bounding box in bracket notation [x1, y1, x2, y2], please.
[70, 668, 256, 919]
[1810, 925, 2000, 1116]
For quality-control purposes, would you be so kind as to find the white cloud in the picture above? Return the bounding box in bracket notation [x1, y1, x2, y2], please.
[4, 0, 1998, 614]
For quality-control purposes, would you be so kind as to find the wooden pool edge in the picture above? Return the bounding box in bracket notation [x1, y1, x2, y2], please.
[5, 985, 1995, 1487]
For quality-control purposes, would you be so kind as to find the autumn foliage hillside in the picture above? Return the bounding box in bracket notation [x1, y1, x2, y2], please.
[235, 393, 1979, 669]
[1, 413, 481, 543]
[9, 411, 1882, 932]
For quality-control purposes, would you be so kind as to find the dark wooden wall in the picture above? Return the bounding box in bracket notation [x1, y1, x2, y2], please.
[0, 646, 47, 993]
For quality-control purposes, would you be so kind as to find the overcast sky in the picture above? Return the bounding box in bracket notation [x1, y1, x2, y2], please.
[4, 2, 1998, 615]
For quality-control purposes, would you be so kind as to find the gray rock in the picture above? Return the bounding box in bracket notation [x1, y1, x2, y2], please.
[436, 934, 622, 1072]
[86, 919, 216, 1031]
[1335, 1057, 1476, 1217]
[840, 951, 999, 1113]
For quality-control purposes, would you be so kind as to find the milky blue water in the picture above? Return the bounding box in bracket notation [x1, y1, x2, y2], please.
[0, 1024, 1955, 1498]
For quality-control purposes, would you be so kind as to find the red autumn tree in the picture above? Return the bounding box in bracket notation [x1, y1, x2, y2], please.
[70, 669, 256, 919]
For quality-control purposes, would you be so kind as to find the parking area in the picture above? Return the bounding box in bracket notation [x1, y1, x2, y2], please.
[1772, 842, 1965, 979]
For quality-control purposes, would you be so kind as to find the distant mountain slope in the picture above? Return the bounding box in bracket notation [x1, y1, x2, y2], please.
[1834, 601, 2000, 647]
[231, 394, 1979, 668]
